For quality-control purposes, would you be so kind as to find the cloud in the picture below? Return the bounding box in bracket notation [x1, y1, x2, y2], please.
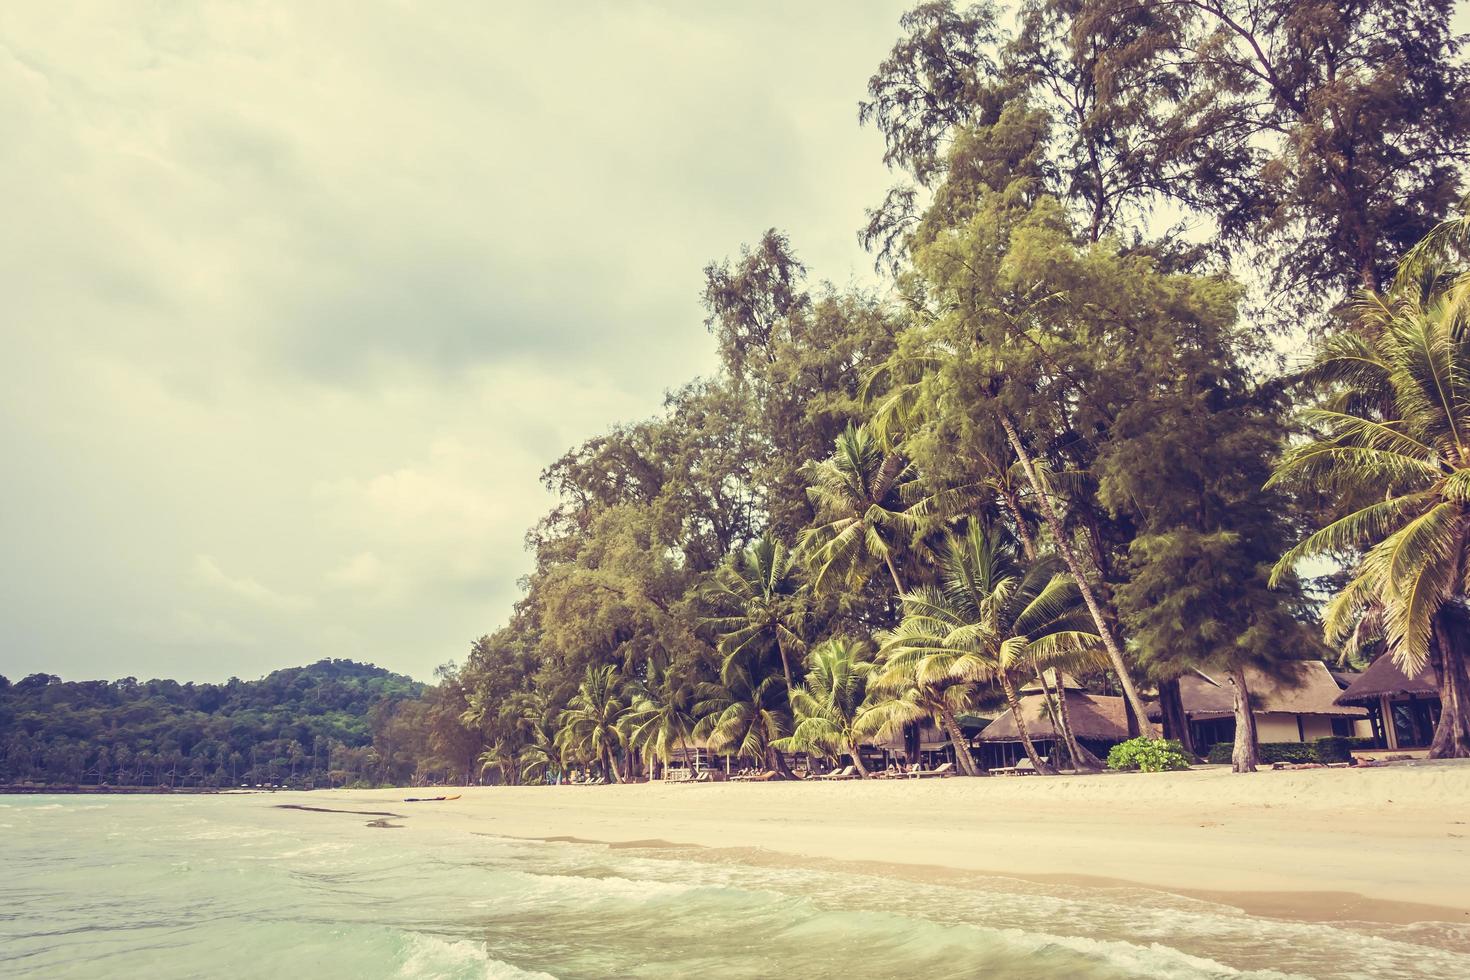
[0, 1, 904, 682]
[194, 555, 313, 612]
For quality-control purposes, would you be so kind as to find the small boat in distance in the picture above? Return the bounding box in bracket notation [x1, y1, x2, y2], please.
[402, 794, 462, 803]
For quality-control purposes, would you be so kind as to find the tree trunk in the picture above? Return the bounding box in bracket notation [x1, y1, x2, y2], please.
[775, 634, 795, 696]
[849, 745, 872, 778]
[1033, 666, 1067, 767]
[938, 704, 983, 776]
[1157, 677, 1198, 758]
[999, 412, 1158, 737]
[1000, 488, 1038, 561]
[1227, 667, 1260, 773]
[765, 745, 795, 779]
[999, 671, 1054, 774]
[1038, 665, 1101, 771]
[1428, 611, 1470, 758]
[883, 555, 905, 596]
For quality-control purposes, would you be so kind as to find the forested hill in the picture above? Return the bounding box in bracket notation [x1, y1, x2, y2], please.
[0, 659, 425, 788]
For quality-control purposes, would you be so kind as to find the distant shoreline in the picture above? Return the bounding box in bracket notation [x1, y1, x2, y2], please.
[0, 784, 226, 795]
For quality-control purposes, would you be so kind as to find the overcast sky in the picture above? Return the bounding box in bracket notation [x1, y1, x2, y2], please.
[0, 2, 908, 684]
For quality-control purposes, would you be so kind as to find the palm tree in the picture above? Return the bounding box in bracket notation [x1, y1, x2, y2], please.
[703, 535, 807, 694]
[857, 662, 978, 773]
[622, 659, 701, 775]
[513, 690, 563, 784]
[693, 666, 790, 777]
[515, 730, 561, 785]
[799, 423, 923, 595]
[1270, 275, 1470, 757]
[874, 521, 1102, 776]
[554, 664, 631, 781]
[773, 637, 877, 776]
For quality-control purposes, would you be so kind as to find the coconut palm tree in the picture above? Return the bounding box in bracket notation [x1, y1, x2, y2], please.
[799, 423, 924, 595]
[1270, 274, 1470, 757]
[622, 659, 701, 775]
[693, 666, 790, 777]
[554, 664, 631, 781]
[873, 521, 1101, 776]
[857, 663, 978, 773]
[511, 690, 563, 784]
[703, 535, 807, 694]
[773, 637, 877, 776]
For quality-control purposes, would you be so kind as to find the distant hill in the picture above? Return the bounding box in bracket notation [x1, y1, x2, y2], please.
[0, 659, 425, 788]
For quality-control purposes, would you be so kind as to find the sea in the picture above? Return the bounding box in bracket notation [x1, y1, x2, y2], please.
[2, 794, 1467, 980]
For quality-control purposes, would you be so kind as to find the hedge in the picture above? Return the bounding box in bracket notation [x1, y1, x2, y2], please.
[1204, 736, 1376, 765]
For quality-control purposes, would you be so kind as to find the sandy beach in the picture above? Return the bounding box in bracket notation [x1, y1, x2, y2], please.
[295, 761, 1470, 928]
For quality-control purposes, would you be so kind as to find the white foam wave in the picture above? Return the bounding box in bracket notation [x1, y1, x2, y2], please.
[505, 870, 698, 904]
[395, 933, 556, 980]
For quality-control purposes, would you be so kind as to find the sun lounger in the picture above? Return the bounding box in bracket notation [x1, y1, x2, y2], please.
[989, 756, 1046, 776]
[915, 762, 955, 778]
[819, 765, 858, 781]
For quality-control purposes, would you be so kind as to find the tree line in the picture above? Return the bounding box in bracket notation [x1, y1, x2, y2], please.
[0, 660, 429, 788]
[396, 0, 1470, 783]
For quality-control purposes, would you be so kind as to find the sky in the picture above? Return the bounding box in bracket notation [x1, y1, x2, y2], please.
[0, 2, 909, 684]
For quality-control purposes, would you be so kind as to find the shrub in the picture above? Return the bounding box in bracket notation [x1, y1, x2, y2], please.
[1205, 741, 1320, 765]
[1106, 737, 1192, 773]
[1313, 736, 1352, 764]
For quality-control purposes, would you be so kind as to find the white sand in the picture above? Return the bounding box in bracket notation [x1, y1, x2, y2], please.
[300, 762, 1470, 924]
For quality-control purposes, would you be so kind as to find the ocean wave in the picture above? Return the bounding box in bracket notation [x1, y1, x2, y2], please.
[395, 932, 556, 980]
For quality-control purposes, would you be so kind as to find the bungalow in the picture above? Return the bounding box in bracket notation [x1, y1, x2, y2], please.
[1158, 661, 1367, 752]
[870, 717, 990, 772]
[975, 673, 1130, 769]
[1333, 657, 1441, 750]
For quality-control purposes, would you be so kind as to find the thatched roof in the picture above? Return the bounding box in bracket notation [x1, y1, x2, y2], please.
[1019, 668, 1085, 693]
[1174, 661, 1365, 719]
[1334, 656, 1438, 704]
[976, 691, 1129, 743]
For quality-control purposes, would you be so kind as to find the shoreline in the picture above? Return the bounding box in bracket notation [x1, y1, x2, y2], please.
[278, 762, 1470, 929]
[491, 832, 1467, 926]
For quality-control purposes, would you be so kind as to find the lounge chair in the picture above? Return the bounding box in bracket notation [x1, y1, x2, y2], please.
[990, 756, 1047, 776]
[915, 761, 955, 778]
[819, 765, 858, 781]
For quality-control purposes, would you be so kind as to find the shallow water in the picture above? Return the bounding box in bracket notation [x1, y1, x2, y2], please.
[1, 795, 1466, 979]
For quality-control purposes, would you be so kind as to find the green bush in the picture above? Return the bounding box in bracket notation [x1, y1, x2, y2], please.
[1106, 736, 1193, 773]
[1205, 741, 1320, 765]
[1313, 736, 1352, 764]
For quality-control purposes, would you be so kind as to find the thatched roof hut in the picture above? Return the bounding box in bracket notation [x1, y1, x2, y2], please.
[976, 691, 1128, 743]
[1169, 661, 1365, 720]
[1334, 657, 1437, 705]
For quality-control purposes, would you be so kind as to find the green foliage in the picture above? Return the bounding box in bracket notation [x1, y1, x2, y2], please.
[1106, 737, 1192, 773]
[0, 660, 424, 787]
[773, 637, 875, 770]
[1205, 741, 1316, 766]
[1311, 736, 1378, 765]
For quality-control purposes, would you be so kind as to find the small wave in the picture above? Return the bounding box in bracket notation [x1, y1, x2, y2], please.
[395, 933, 556, 980]
[499, 869, 699, 904]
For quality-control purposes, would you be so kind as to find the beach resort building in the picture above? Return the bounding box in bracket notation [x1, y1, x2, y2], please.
[974, 672, 1130, 769]
[1158, 661, 1367, 752]
[1333, 658, 1441, 750]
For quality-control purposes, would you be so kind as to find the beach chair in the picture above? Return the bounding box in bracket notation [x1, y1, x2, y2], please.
[916, 761, 955, 778]
[819, 765, 857, 781]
